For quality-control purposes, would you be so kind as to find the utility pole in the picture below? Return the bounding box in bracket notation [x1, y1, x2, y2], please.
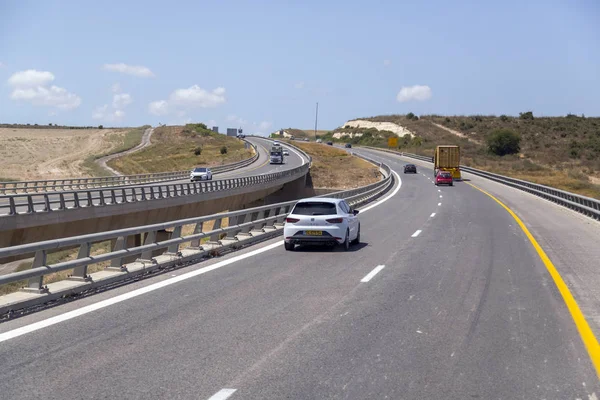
[314, 102, 319, 138]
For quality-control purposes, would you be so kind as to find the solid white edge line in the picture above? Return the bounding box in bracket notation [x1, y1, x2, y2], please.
[0, 163, 404, 342]
[357, 170, 402, 213]
[208, 389, 237, 400]
[411, 230, 422, 238]
[430, 213, 436, 218]
[360, 265, 385, 283]
[0, 242, 282, 343]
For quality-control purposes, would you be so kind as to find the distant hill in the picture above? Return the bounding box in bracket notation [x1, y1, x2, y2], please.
[329, 113, 600, 199]
[271, 128, 330, 139]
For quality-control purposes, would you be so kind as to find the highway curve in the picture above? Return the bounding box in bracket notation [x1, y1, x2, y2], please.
[0, 147, 598, 399]
[0, 136, 307, 215]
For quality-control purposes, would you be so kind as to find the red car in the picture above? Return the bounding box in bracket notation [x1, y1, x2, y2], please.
[435, 171, 453, 186]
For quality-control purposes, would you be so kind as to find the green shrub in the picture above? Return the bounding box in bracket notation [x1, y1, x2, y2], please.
[406, 112, 415, 120]
[499, 115, 509, 122]
[486, 129, 521, 156]
[220, 146, 228, 155]
[193, 146, 202, 156]
[519, 111, 534, 120]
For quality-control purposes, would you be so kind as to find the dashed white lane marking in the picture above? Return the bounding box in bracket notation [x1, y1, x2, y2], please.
[439, 195, 443, 198]
[208, 389, 237, 400]
[360, 265, 385, 283]
[430, 213, 436, 218]
[438, 203, 442, 206]
[438, 189, 441, 192]
[412, 230, 422, 237]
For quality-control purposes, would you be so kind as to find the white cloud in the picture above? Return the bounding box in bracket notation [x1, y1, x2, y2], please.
[48, 111, 57, 117]
[113, 93, 132, 109]
[0, 62, 4, 68]
[103, 63, 154, 78]
[92, 104, 125, 122]
[383, 59, 392, 67]
[7, 69, 81, 110]
[11, 85, 82, 110]
[111, 83, 121, 93]
[148, 100, 169, 116]
[207, 119, 217, 128]
[396, 85, 432, 102]
[8, 69, 55, 87]
[149, 85, 226, 117]
[170, 85, 226, 108]
[294, 82, 305, 89]
[258, 121, 272, 130]
[92, 105, 108, 120]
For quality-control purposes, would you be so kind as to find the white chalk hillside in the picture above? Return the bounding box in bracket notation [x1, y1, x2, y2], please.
[336, 120, 415, 138]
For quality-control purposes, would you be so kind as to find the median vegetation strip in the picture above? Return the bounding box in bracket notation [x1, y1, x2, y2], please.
[107, 124, 253, 174]
[284, 140, 380, 189]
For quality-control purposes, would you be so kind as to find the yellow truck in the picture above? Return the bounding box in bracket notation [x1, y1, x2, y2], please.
[433, 145, 461, 180]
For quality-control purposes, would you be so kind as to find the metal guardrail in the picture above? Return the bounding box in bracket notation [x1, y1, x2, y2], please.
[362, 146, 600, 221]
[0, 154, 394, 314]
[0, 163, 309, 216]
[0, 140, 259, 195]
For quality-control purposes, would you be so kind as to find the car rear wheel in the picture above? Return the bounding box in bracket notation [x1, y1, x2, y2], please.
[284, 242, 294, 251]
[352, 225, 361, 245]
[450, 182, 453, 186]
[342, 230, 350, 251]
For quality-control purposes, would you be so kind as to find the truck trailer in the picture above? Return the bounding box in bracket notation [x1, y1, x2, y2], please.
[433, 145, 461, 180]
[270, 145, 284, 164]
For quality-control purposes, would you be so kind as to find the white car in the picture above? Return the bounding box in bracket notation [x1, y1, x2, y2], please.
[273, 141, 281, 147]
[190, 167, 212, 181]
[283, 149, 289, 156]
[283, 198, 360, 251]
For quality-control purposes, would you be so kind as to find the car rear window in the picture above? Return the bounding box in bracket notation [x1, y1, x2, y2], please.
[440, 172, 452, 177]
[292, 202, 337, 216]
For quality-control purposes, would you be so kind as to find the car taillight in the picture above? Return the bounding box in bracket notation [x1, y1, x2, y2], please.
[286, 218, 299, 223]
[326, 218, 344, 223]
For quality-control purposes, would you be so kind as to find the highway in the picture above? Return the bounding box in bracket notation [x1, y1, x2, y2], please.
[0, 147, 599, 399]
[0, 137, 306, 215]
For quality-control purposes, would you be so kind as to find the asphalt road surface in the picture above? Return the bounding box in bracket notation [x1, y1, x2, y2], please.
[0, 147, 598, 399]
[0, 137, 306, 216]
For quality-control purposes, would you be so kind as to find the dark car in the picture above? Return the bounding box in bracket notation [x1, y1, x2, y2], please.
[345, 143, 352, 148]
[435, 171, 453, 186]
[326, 141, 333, 146]
[403, 164, 417, 173]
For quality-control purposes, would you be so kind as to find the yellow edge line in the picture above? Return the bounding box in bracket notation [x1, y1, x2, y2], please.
[466, 182, 600, 379]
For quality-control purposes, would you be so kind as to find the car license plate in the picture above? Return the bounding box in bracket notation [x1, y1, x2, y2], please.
[305, 230, 322, 236]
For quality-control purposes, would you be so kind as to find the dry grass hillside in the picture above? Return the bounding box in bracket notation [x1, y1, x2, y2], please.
[327, 114, 600, 199]
[108, 124, 253, 174]
[283, 140, 380, 189]
[273, 129, 330, 140]
[0, 127, 138, 181]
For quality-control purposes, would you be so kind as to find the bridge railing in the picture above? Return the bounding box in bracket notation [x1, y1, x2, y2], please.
[0, 155, 394, 315]
[0, 162, 309, 217]
[363, 146, 600, 221]
[0, 141, 259, 195]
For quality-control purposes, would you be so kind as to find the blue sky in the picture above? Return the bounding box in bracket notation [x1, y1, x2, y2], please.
[1, 0, 598, 133]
